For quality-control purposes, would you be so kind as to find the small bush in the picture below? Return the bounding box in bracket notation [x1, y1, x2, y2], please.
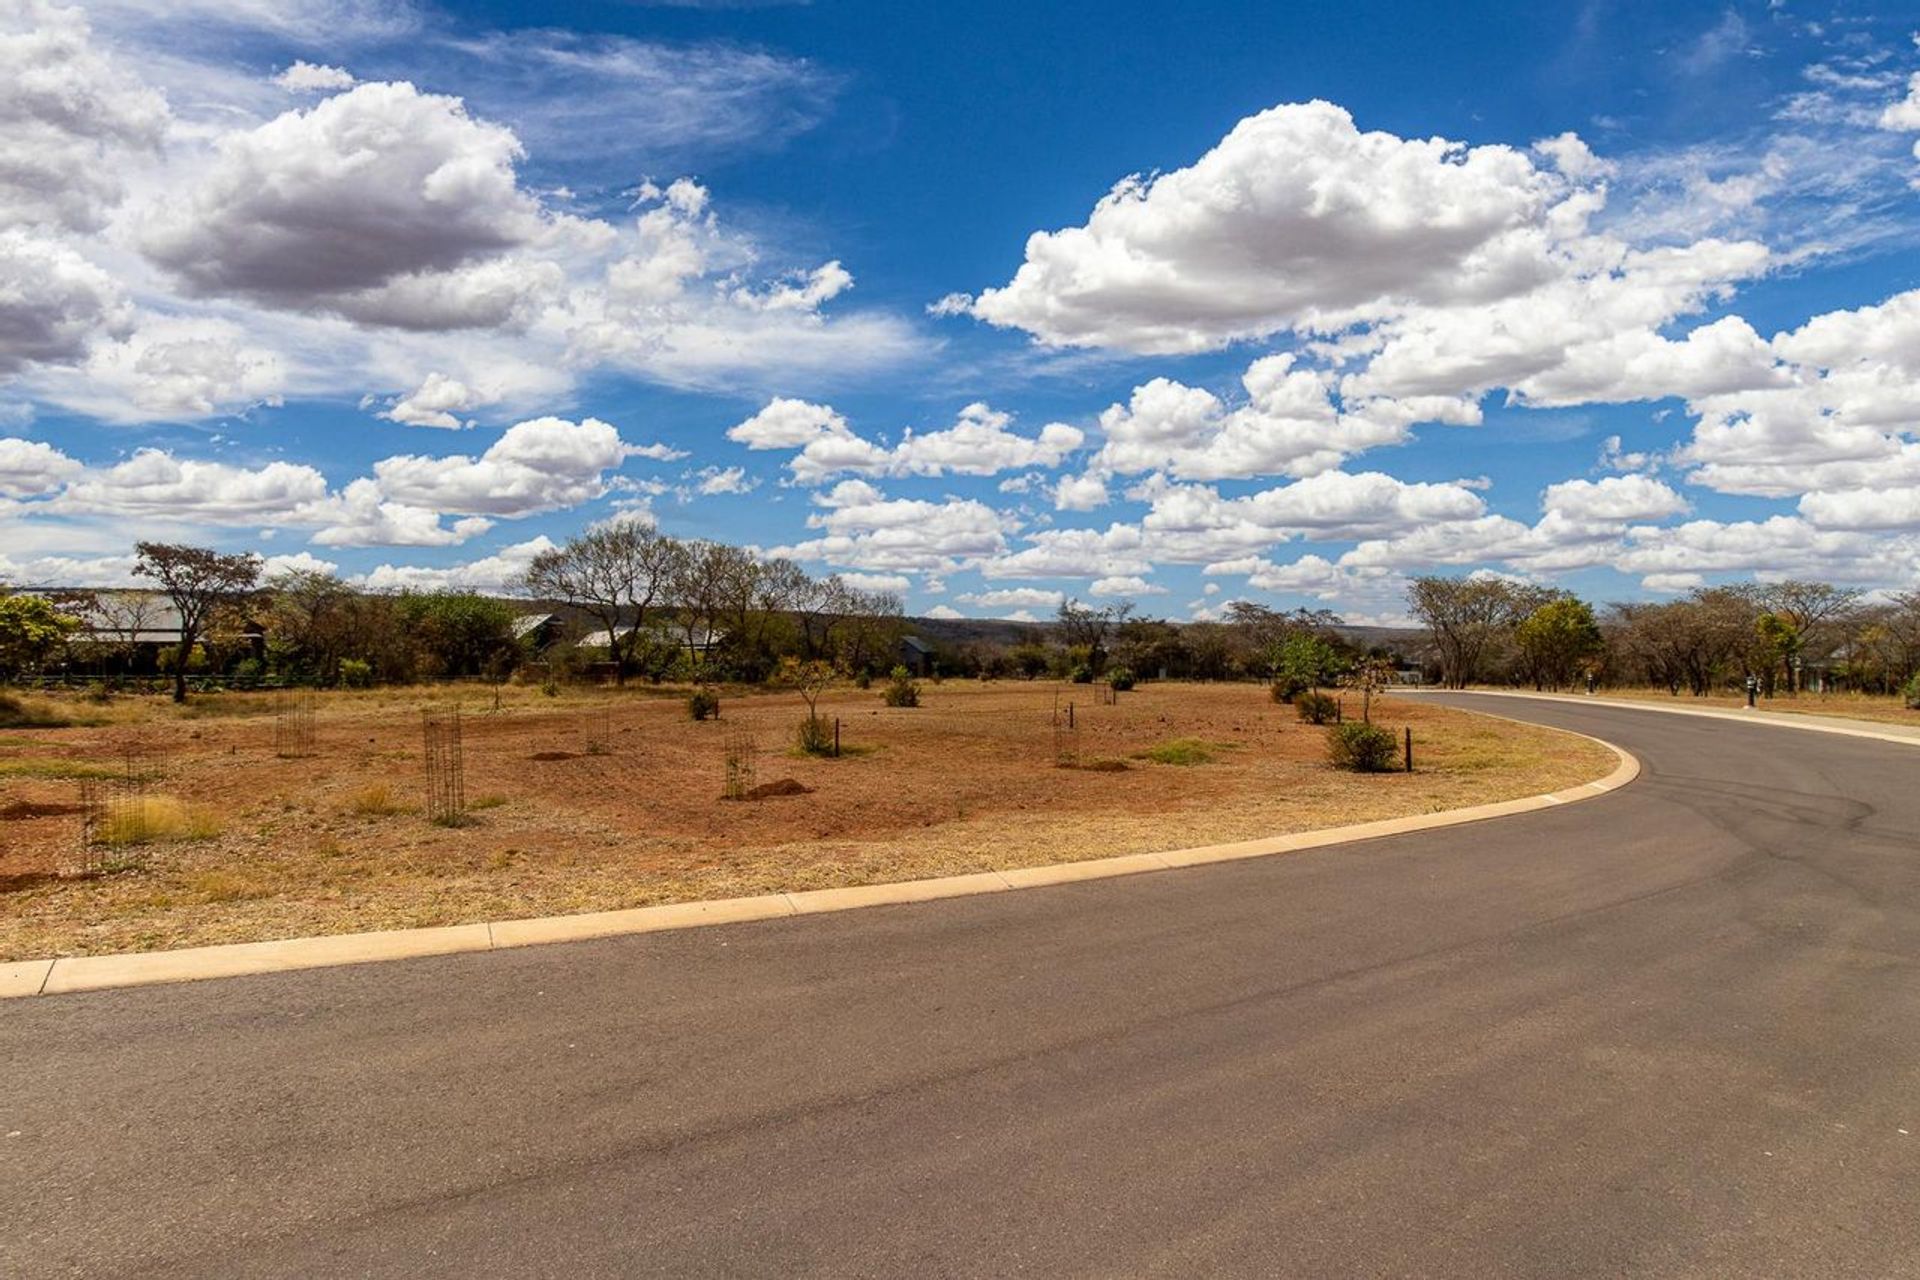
[853, 671, 873, 690]
[1269, 678, 1309, 704]
[1107, 667, 1136, 692]
[688, 688, 721, 720]
[882, 666, 921, 708]
[795, 714, 836, 756]
[338, 658, 373, 688]
[1327, 722, 1401, 773]
[1295, 691, 1338, 724]
[1069, 664, 1095, 684]
[1905, 671, 1920, 710]
[350, 782, 404, 816]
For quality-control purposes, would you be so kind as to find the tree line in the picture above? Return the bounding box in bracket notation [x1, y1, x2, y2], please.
[0, 532, 1405, 699]
[1406, 575, 1920, 702]
[0, 533, 911, 702]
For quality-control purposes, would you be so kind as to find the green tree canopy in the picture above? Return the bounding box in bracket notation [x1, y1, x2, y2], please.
[0, 591, 79, 680]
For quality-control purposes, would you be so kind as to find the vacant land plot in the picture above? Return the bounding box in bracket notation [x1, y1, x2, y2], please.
[0, 681, 1614, 960]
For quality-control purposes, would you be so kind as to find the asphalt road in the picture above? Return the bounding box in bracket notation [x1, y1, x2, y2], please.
[5, 694, 1919, 1278]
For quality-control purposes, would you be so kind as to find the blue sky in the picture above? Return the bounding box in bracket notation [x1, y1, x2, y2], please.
[4, 0, 1920, 623]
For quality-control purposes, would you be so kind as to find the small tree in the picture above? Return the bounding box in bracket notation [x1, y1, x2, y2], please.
[132, 542, 261, 702]
[778, 656, 837, 719]
[778, 656, 839, 755]
[1341, 655, 1397, 722]
[1273, 633, 1347, 700]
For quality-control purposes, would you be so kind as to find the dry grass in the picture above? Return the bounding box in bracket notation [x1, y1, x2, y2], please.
[1545, 686, 1918, 729]
[0, 682, 1615, 960]
[98, 795, 222, 846]
[348, 783, 405, 816]
[0, 693, 77, 730]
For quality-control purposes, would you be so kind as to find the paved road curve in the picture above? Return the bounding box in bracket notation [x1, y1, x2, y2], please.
[5, 695, 1919, 1277]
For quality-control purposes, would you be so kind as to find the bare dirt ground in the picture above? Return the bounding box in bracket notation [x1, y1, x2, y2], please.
[0, 681, 1615, 960]
[1575, 686, 1918, 727]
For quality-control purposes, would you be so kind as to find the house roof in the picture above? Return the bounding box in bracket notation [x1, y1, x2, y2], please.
[900, 635, 933, 653]
[511, 612, 563, 639]
[55, 592, 262, 643]
[576, 624, 727, 650]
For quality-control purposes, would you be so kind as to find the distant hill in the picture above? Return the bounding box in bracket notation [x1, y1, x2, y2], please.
[904, 616, 1051, 650]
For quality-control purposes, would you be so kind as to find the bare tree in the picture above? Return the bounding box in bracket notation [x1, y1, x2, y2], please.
[838, 588, 905, 674]
[1759, 580, 1864, 692]
[1056, 597, 1134, 674]
[1223, 601, 1344, 677]
[88, 589, 165, 670]
[1406, 576, 1555, 688]
[133, 542, 262, 702]
[525, 520, 677, 685]
[666, 539, 735, 664]
[792, 574, 855, 660]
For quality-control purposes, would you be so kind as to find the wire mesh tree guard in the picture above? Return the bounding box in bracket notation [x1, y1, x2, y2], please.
[273, 690, 316, 758]
[1051, 695, 1081, 767]
[722, 725, 758, 801]
[422, 707, 468, 826]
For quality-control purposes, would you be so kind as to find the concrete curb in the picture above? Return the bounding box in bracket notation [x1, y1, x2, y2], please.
[3, 722, 1639, 1001]
[1403, 688, 1920, 749]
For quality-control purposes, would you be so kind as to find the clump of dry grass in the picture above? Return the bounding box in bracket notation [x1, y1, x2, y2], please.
[350, 782, 405, 816]
[99, 795, 222, 845]
[0, 692, 73, 729]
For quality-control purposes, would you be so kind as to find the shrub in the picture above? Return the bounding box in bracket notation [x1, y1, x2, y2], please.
[1295, 691, 1338, 725]
[853, 670, 873, 690]
[688, 688, 721, 720]
[1069, 664, 1095, 684]
[1269, 677, 1308, 704]
[1327, 722, 1401, 772]
[338, 657, 373, 688]
[882, 666, 921, 708]
[795, 714, 835, 756]
[1107, 667, 1136, 692]
[1905, 671, 1920, 711]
